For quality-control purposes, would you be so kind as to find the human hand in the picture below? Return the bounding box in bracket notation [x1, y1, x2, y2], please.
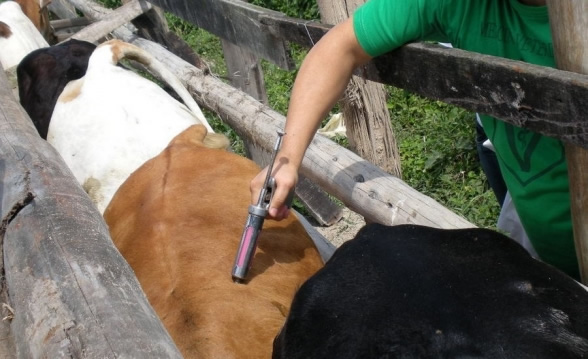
[250, 161, 298, 221]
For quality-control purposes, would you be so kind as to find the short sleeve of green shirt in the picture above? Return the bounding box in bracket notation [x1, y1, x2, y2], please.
[353, 0, 448, 57]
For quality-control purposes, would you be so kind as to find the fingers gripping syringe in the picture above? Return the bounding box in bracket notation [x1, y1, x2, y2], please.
[232, 131, 286, 283]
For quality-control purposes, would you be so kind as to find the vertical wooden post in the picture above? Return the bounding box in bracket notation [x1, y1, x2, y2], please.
[222, 40, 269, 104]
[316, 0, 402, 178]
[546, 0, 588, 284]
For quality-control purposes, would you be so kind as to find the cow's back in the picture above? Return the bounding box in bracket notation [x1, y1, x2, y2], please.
[48, 40, 217, 214]
[273, 223, 588, 359]
[104, 125, 323, 358]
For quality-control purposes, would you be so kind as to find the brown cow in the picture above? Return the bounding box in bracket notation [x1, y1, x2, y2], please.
[104, 125, 324, 358]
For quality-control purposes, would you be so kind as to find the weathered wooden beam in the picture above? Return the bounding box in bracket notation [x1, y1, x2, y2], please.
[67, 0, 206, 68]
[316, 0, 402, 177]
[47, 0, 79, 20]
[145, 0, 294, 70]
[367, 44, 588, 149]
[67, 0, 152, 44]
[0, 66, 182, 358]
[50, 17, 92, 30]
[260, 15, 588, 150]
[65, 0, 115, 21]
[113, 35, 474, 229]
[109, 0, 588, 150]
[294, 175, 343, 226]
[222, 40, 268, 105]
[547, 0, 588, 284]
[261, 15, 330, 48]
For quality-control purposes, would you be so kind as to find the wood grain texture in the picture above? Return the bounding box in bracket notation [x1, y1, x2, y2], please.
[68, 0, 152, 44]
[147, 0, 295, 70]
[547, 0, 588, 284]
[0, 64, 182, 358]
[316, 0, 402, 177]
[261, 14, 588, 149]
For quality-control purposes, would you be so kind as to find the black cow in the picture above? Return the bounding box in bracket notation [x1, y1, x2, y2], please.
[273, 223, 588, 359]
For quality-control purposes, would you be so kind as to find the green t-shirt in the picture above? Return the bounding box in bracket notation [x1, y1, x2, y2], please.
[354, 0, 578, 279]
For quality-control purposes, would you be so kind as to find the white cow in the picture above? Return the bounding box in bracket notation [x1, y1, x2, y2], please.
[48, 39, 226, 214]
[0, 1, 48, 70]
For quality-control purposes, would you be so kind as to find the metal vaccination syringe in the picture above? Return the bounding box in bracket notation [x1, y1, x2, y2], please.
[231, 131, 286, 283]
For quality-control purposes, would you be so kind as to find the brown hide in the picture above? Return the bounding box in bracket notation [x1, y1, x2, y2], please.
[104, 125, 324, 359]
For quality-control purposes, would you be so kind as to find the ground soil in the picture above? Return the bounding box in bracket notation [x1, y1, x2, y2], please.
[308, 206, 366, 248]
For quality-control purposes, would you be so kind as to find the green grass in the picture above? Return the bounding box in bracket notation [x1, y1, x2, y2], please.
[387, 88, 500, 228]
[164, 14, 500, 229]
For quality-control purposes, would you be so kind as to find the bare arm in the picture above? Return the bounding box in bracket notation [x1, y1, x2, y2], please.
[250, 16, 372, 219]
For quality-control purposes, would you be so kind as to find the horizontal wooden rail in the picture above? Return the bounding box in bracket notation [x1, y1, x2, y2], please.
[67, 0, 152, 44]
[50, 17, 92, 30]
[107, 0, 588, 149]
[92, 0, 588, 150]
[139, 0, 588, 148]
[260, 14, 588, 150]
[69, 0, 588, 221]
[109, 29, 476, 229]
[146, 0, 294, 70]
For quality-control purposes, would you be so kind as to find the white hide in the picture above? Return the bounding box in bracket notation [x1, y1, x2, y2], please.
[48, 39, 216, 214]
[0, 1, 48, 70]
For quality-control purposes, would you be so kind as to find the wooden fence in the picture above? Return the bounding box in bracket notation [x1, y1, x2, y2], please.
[0, 0, 586, 356]
[136, 0, 588, 281]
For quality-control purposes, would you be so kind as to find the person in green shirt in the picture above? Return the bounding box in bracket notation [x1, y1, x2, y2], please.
[250, 0, 580, 280]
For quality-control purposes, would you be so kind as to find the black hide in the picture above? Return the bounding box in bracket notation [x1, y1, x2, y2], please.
[273, 224, 588, 359]
[17, 38, 96, 139]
